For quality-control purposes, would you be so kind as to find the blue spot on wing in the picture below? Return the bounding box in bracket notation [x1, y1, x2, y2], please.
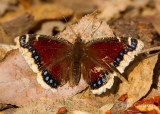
[34, 55, 39, 60]
[98, 80, 101, 85]
[120, 52, 123, 56]
[32, 50, 36, 54]
[45, 76, 49, 81]
[50, 79, 53, 84]
[43, 70, 48, 75]
[116, 57, 121, 62]
[104, 73, 108, 78]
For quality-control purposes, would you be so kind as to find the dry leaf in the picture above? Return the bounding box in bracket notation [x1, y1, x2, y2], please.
[14, 98, 101, 114]
[110, 16, 160, 48]
[36, 21, 65, 35]
[0, 0, 17, 16]
[0, 4, 73, 24]
[58, 13, 114, 43]
[152, 15, 160, 35]
[0, 44, 14, 60]
[124, 96, 160, 113]
[98, 0, 131, 21]
[127, 55, 158, 106]
[136, 104, 160, 113]
[1, 13, 33, 39]
[0, 26, 12, 44]
[0, 50, 88, 106]
[54, 0, 96, 14]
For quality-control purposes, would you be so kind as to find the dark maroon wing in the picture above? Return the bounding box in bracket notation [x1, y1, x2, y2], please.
[83, 37, 144, 95]
[15, 34, 72, 92]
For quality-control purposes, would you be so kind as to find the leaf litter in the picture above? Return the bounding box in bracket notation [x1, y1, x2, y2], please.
[0, 0, 159, 113]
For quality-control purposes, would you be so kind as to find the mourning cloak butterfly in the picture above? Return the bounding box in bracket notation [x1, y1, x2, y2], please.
[15, 34, 143, 95]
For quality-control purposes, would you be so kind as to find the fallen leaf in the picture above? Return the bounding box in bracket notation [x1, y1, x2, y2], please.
[0, 0, 17, 17]
[0, 4, 73, 24]
[127, 55, 158, 106]
[58, 12, 114, 43]
[36, 21, 65, 35]
[14, 98, 101, 114]
[0, 50, 88, 106]
[0, 44, 14, 61]
[136, 104, 160, 113]
[152, 15, 160, 35]
[54, 0, 96, 14]
[98, 0, 131, 21]
[1, 13, 33, 40]
[110, 16, 160, 49]
[124, 96, 160, 114]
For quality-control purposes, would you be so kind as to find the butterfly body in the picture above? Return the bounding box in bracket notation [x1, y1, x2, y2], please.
[69, 36, 84, 86]
[15, 34, 144, 95]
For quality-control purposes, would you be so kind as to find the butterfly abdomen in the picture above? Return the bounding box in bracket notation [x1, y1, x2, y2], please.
[69, 38, 84, 86]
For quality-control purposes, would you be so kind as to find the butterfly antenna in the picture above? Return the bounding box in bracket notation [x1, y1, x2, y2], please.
[62, 15, 79, 38]
[91, 21, 102, 38]
[81, 11, 98, 36]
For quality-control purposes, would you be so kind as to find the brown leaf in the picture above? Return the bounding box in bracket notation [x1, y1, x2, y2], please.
[0, 50, 87, 106]
[110, 16, 160, 48]
[54, 0, 96, 14]
[14, 98, 101, 114]
[98, 0, 131, 21]
[36, 21, 65, 35]
[58, 12, 114, 43]
[0, 4, 73, 24]
[0, 25, 12, 44]
[124, 96, 160, 114]
[127, 55, 158, 106]
[152, 15, 160, 35]
[1, 13, 34, 39]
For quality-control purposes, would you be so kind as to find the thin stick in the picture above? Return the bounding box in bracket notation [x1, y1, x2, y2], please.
[103, 60, 128, 83]
[140, 46, 160, 54]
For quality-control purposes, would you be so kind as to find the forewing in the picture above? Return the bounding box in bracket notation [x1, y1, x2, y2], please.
[83, 37, 144, 95]
[15, 34, 72, 92]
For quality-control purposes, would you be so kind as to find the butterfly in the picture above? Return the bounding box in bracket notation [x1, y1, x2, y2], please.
[15, 34, 144, 95]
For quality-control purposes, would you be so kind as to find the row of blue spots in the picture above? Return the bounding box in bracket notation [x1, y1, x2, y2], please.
[131, 39, 137, 49]
[42, 70, 57, 88]
[92, 73, 109, 89]
[113, 39, 137, 67]
[27, 46, 41, 68]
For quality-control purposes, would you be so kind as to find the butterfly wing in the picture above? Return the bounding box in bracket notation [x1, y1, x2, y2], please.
[83, 37, 144, 95]
[15, 34, 72, 92]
